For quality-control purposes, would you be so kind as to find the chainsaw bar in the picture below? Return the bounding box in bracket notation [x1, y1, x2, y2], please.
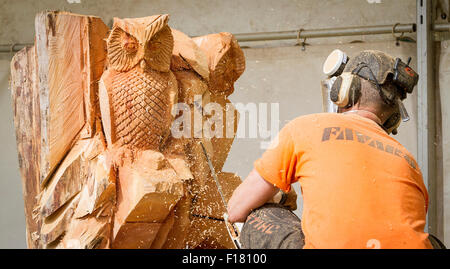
[199, 141, 241, 249]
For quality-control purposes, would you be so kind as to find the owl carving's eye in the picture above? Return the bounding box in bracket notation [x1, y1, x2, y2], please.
[107, 26, 143, 72]
[121, 32, 138, 54]
[147, 39, 162, 53]
[143, 26, 173, 72]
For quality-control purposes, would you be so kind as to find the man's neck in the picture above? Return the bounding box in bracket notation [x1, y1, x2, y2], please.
[342, 109, 383, 125]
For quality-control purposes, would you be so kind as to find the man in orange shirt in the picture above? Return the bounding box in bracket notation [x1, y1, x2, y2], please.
[227, 50, 438, 249]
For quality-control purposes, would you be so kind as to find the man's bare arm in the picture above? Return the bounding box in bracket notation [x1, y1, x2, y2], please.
[227, 168, 279, 223]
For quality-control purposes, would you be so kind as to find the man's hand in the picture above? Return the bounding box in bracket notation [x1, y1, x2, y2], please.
[227, 168, 279, 223]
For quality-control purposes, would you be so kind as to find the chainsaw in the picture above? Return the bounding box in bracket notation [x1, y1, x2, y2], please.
[199, 141, 242, 249]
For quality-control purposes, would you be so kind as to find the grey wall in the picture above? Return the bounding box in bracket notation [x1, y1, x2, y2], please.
[0, 0, 448, 248]
[0, 0, 416, 44]
[0, 53, 25, 248]
[439, 40, 450, 248]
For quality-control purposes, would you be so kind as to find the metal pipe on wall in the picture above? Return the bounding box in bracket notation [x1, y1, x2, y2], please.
[1, 23, 450, 53]
[234, 23, 417, 42]
[433, 23, 450, 31]
[0, 43, 28, 53]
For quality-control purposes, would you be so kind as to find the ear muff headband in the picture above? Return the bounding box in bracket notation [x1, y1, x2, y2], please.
[330, 73, 361, 108]
[383, 112, 401, 135]
[351, 63, 396, 106]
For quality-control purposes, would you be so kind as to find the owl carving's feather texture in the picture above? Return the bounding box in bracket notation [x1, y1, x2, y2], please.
[110, 67, 176, 150]
[100, 14, 178, 151]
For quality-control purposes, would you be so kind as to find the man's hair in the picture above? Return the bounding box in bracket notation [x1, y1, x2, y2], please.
[358, 77, 400, 122]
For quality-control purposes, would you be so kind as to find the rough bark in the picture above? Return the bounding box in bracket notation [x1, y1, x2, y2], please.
[10, 46, 41, 248]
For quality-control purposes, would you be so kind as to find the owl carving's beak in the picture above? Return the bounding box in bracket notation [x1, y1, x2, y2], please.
[140, 59, 148, 70]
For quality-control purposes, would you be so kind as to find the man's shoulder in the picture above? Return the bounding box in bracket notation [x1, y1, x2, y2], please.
[280, 113, 343, 139]
[288, 112, 343, 126]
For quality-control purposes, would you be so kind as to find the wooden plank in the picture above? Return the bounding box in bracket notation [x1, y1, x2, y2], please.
[10, 46, 42, 248]
[37, 138, 91, 218]
[35, 11, 108, 185]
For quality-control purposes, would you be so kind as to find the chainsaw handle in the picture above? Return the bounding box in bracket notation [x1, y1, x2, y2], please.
[224, 213, 242, 249]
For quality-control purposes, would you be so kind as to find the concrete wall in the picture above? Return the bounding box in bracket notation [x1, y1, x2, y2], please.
[0, 0, 447, 248]
[0, 53, 25, 248]
[439, 41, 450, 248]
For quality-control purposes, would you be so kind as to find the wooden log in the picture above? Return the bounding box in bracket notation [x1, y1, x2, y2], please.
[112, 150, 185, 247]
[209, 94, 239, 171]
[172, 70, 208, 105]
[162, 194, 192, 249]
[60, 215, 112, 249]
[37, 139, 91, 218]
[73, 152, 116, 219]
[193, 33, 245, 96]
[150, 210, 176, 249]
[187, 139, 214, 189]
[185, 216, 235, 249]
[10, 46, 42, 248]
[191, 172, 242, 220]
[112, 222, 162, 249]
[114, 150, 184, 224]
[171, 28, 209, 80]
[12, 12, 246, 249]
[40, 193, 80, 247]
[34, 11, 108, 185]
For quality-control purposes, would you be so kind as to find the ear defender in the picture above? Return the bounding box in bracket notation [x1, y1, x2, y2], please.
[382, 112, 401, 135]
[330, 72, 361, 108]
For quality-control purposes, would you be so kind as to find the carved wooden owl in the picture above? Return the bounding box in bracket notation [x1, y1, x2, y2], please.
[99, 14, 178, 151]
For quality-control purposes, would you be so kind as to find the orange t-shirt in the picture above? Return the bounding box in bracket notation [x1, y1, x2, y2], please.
[254, 113, 432, 249]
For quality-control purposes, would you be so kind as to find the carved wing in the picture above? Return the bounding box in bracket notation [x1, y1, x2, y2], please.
[99, 69, 116, 147]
